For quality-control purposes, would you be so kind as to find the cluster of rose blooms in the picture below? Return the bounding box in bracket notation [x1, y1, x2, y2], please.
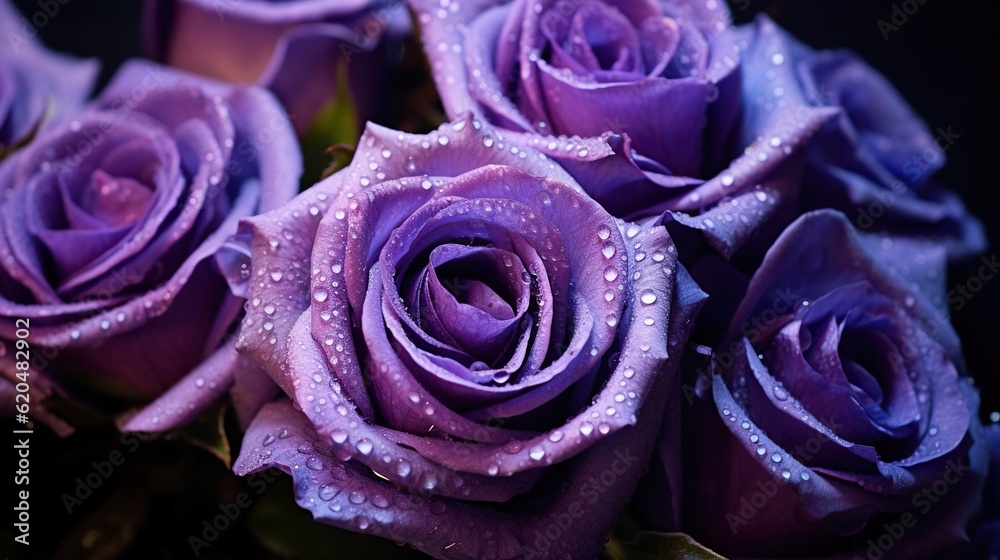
[1, 0, 997, 558]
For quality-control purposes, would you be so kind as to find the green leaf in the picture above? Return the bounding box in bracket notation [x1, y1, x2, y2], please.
[604, 531, 728, 560]
[178, 404, 231, 467]
[247, 476, 417, 560]
[301, 63, 360, 188]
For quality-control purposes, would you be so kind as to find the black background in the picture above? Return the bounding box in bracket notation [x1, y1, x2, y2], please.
[4, 0, 998, 558]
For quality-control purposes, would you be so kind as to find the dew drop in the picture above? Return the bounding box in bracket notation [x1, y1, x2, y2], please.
[349, 491, 366, 504]
[356, 438, 374, 455]
[318, 485, 336, 501]
[503, 440, 522, 454]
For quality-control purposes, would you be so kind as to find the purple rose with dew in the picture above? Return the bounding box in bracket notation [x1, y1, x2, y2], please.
[232, 114, 706, 559]
[786, 31, 986, 262]
[411, 0, 837, 258]
[0, 61, 301, 434]
[0, 0, 98, 152]
[668, 210, 989, 559]
[144, 0, 409, 133]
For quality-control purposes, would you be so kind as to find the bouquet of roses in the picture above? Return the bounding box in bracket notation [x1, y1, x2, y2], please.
[2, 0, 997, 558]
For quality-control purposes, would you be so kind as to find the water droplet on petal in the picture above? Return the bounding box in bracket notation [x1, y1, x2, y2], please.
[357, 439, 374, 455]
[318, 485, 336, 501]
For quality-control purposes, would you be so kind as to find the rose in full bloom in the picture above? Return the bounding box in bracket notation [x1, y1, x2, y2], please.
[0, 61, 300, 433]
[667, 210, 989, 559]
[784, 31, 985, 261]
[411, 0, 838, 257]
[144, 0, 409, 133]
[0, 0, 98, 152]
[232, 114, 705, 559]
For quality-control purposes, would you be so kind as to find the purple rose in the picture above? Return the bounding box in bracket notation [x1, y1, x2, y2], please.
[232, 115, 706, 559]
[0, 0, 98, 151]
[783, 29, 986, 261]
[0, 61, 301, 433]
[668, 210, 989, 559]
[411, 0, 837, 257]
[144, 0, 409, 133]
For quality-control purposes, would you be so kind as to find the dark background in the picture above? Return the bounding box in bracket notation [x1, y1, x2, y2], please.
[4, 0, 998, 558]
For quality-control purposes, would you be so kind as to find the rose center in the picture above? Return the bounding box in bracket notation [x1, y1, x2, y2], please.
[409, 244, 530, 367]
[79, 169, 155, 228]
